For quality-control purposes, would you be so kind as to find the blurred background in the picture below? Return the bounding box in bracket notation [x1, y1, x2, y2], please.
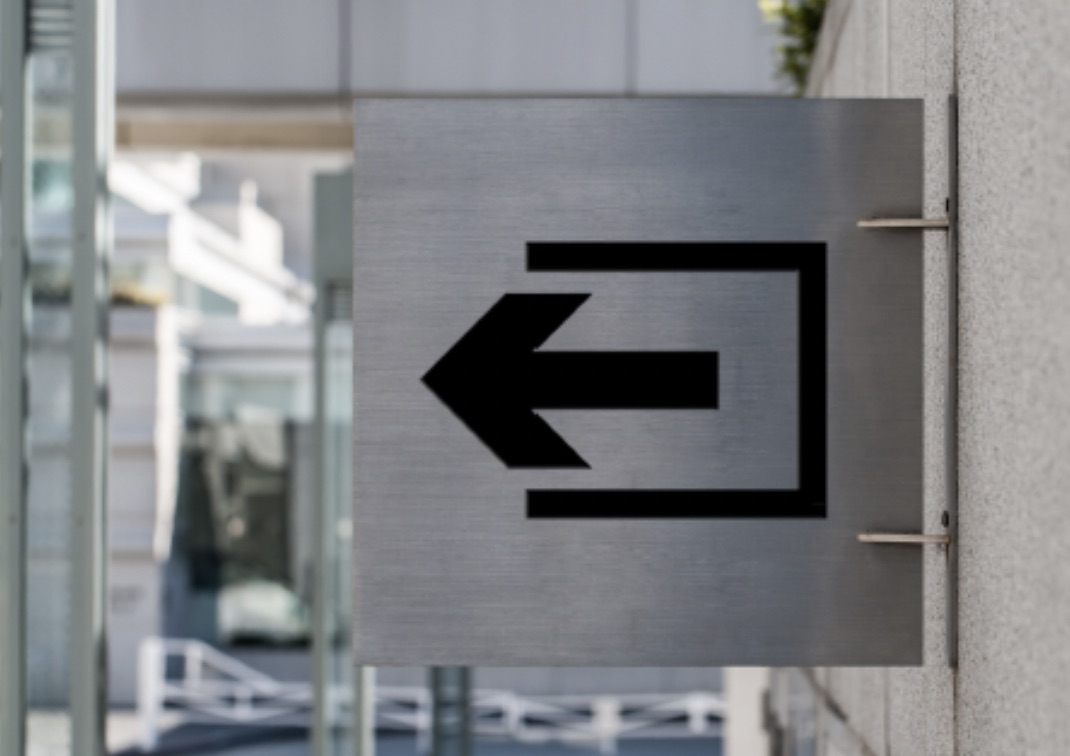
[10, 0, 1070, 754]
[6, 2, 803, 755]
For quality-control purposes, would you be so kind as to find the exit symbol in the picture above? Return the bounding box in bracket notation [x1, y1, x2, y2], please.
[423, 242, 827, 519]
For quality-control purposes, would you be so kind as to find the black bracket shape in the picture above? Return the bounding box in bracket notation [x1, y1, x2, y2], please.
[523, 242, 827, 519]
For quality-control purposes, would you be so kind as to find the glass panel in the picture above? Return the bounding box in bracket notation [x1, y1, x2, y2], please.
[170, 417, 313, 646]
[323, 312, 354, 755]
[26, 49, 76, 753]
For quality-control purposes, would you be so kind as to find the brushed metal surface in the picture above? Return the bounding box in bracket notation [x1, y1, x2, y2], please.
[353, 99, 923, 665]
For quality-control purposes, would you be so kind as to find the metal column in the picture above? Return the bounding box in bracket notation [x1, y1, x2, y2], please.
[311, 236, 334, 755]
[70, 0, 115, 753]
[0, 0, 32, 752]
[353, 666, 376, 756]
[312, 170, 375, 756]
[429, 667, 472, 756]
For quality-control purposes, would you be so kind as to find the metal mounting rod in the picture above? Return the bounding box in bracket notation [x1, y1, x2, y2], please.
[858, 533, 951, 546]
[945, 93, 961, 668]
[857, 217, 950, 229]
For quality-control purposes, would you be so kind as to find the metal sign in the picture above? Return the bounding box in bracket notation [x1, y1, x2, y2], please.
[353, 99, 923, 665]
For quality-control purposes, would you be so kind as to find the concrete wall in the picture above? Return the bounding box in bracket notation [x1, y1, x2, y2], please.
[769, 1, 1070, 754]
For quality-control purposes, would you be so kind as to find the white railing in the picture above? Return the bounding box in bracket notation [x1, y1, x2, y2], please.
[138, 638, 723, 754]
[465, 689, 724, 754]
[137, 637, 313, 750]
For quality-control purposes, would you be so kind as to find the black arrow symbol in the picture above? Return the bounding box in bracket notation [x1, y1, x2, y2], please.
[422, 293, 719, 469]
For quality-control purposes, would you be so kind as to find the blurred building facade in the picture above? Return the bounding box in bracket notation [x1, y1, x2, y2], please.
[29, 153, 313, 706]
[15, 2, 784, 751]
[8, 1, 1070, 754]
[92, 0, 784, 710]
[112, 0, 783, 278]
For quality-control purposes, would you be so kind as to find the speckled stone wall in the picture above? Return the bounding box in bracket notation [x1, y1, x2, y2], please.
[785, 0, 1070, 754]
[954, 0, 1070, 752]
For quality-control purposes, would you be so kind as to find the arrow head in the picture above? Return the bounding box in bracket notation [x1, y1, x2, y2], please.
[422, 293, 592, 469]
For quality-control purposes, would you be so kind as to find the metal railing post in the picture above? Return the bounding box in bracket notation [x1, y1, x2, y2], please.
[592, 698, 621, 755]
[354, 666, 377, 756]
[430, 667, 472, 756]
[137, 639, 164, 752]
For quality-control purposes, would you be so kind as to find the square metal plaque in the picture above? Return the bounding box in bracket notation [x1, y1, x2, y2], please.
[353, 99, 923, 665]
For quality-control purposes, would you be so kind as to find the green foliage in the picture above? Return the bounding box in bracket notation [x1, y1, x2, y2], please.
[761, 0, 828, 95]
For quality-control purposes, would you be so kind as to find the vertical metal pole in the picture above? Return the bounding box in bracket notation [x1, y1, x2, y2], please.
[313, 172, 373, 756]
[1, 0, 32, 752]
[945, 94, 960, 669]
[354, 666, 376, 756]
[311, 263, 333, 756]
[70, 0, 115, 752]
[430, 667, 472, 756]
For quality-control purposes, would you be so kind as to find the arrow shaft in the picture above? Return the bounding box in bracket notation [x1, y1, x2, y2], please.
[528, 352, 718, 409]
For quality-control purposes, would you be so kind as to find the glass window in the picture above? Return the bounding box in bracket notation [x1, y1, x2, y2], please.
[26, 50, 76, 753]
